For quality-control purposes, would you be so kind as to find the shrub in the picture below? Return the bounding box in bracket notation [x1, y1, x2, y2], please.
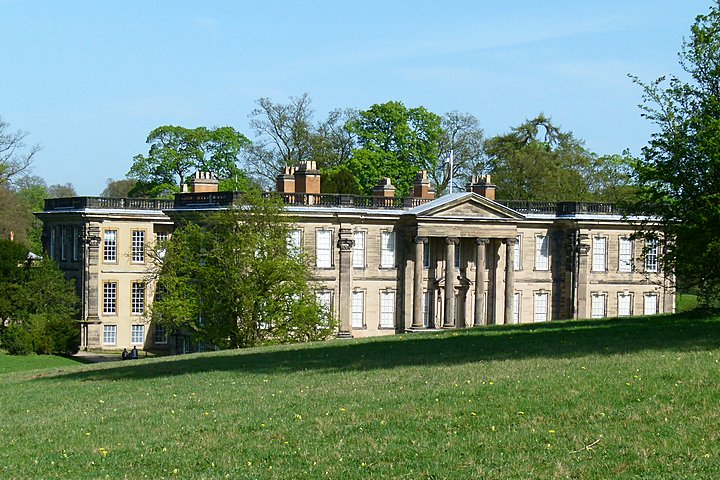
[1, 323, 33, 355]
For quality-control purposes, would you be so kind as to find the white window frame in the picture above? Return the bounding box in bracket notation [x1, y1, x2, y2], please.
[103, 229, 117, 263]
[618, 237, 633, 272]
[131, 324, 145, 345]
[287, 229, 302, 257]
[352, 231, 365, 269]
[132, 230, 145, 263]
[513, 292, 521, 323]
[103, 282, 117, 315]
[423, 290, 433, 328]
[591, 292, 607, 318]
[454, 240, 462, 269]
[352, 290, 365, 329]
[72, 226, 79, 261]
[315, 290, 333, 314]
[618, 292, 632, 317]
[131, 282, 145, 315]
[645, 239, 658, 273]
[513, 235, 522, 271]
[103, 325, 117, 345]
[592, 237, 607, 272]
[316, 229, 333, 269]
[534, 291, 548, 322]
[644, 293, 659, 315]
[534, 235, 549, 271]
[381, 231, 396, 268]
[379, 290, 395, 328]
[49, 227, 56, 259]
[154, 324, 168, 345]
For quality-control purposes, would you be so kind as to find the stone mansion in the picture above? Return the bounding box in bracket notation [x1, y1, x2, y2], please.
[37, 163, 673, 352]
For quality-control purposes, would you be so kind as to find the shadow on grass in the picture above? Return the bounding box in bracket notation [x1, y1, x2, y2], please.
[40, 312, 720, 383]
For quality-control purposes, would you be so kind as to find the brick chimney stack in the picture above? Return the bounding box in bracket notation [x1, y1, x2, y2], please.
[190, 171, 219, 193]
[373, 177, 396, 197]
[466, 174, 496, 201]
[412, 170, 435, 199]
[276, 166, 296, 193]
[294, 161, 321, 194]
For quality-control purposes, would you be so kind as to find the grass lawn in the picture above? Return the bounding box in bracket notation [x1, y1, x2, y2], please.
[1, 312, 719, 479]
[0, 353, 87, 375]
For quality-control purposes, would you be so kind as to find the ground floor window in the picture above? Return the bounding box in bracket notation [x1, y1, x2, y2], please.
[352, 291, 364, 328]
[534, 292, 548, 322]
[154, 325, 167, 344]
[513, 292, 521, 323]
[380, 291, 395, 328]
[423, 291, 433, 328]
[644, 294, 658, 315]
[618, 293, 632, 317]
[591, 293, 607, 318]
[131, 324, 145, 344]
[103, 325, 117, 345]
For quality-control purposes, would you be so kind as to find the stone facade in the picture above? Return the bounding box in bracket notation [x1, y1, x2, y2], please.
[37, 175, 673, 351]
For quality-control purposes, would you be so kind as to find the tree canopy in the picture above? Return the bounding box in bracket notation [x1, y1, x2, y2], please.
[630, 1, 720, 306]
[128, 125, 252, 198]
[0, 239, 79, 355]
[150, 192, 335, 348]
[345, 101, 443, 196]
[484, 114, 634, 202]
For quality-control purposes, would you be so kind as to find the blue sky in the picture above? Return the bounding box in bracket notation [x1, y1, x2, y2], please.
[0, 0, 710, 195]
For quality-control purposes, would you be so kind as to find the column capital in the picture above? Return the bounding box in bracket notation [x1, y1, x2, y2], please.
[414, 236, 429, 244]
[503, 237, 517, 246]
[337, 238, 355, 252]
[445, 237, 459, 245]
[474, 237, 490, 245]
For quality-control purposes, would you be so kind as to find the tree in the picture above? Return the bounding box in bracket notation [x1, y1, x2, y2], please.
[485, 114, 622, 201]
[0, 239, 79, 355]
[245, 94, 315, 186]
[0, 116, 40, 186]
[150, 192, 335, 348]
[630, 2, 720, 306]
[345, 101, 443, 196]
[47, 183, 77, 198]
[128, 125, 251, 198]
[101, 178, 137, 197]
[0, 186, 33, 246]
[434, 111, 487, 195]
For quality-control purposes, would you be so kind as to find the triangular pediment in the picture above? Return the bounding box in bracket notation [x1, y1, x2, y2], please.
[410, 192, 524, 220]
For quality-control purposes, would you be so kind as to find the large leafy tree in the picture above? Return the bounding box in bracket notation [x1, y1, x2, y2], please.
[485, 114, 632, 202]
[128, 125, 252, 197]
[345, 101, 443, 196]
[0, 239, 79, 355]
[630, 2, 720, 305]
[150, 192, 334, 348]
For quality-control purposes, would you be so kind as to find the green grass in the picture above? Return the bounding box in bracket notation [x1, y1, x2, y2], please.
[2, 312, 720, 479]
[0, 353, 86, 374]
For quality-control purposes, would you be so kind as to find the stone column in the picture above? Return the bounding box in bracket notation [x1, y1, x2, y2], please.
[336, 228, 355, 338]
[504, 237, 517, 324]
[444, 237, 458, 328]
[474, 238, 489, 326]
[576, 241, 590, 319]
[412, 236, 428, 329]
[85, 224, 101, 321]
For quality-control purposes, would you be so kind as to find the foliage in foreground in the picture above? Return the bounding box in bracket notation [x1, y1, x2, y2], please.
[150, 192, 335, 349]
[0, 239, 79, 355]
[1, 312, 719, 479]
[630, 1, 720, 307]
